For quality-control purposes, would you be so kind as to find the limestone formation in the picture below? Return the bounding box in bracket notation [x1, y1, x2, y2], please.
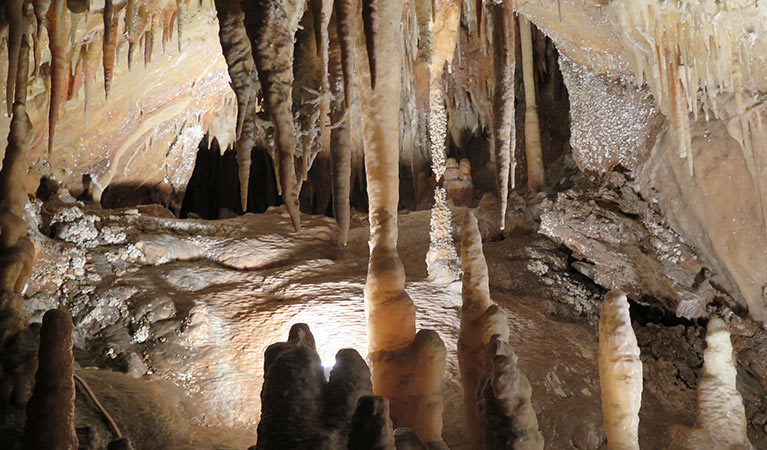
[23, 309, 78, 450]
[518, 15, 544, 192]
[477, 335, 543, 450]
[348, 396, 397, 450]
[599, 290, 642, 450]
[667, 318, 753, 450]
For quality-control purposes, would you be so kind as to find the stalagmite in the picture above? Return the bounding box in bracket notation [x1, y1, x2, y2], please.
[599, 290, 642, 450]
[4, 0, 25, 116]
[333, 0, 356, 109]
[213, 0, 258, 211]
[102, 2, 118, 99]
[23, 310, 78, 450]
[667, 318, 753, 450]
[328, 10, 352, 246]
[458, 211, 511, 449]
[518, 16, 544, 192]
[47, 0, 72, 154]
[0, 34, 34, 341]
[242, 0, 304, 231]
[355, 0, 446, 442]
[490, 0, 515, 230]
[348, 396, 397, 450]
[477, 335, 543, 450]
[254, 323, 375, 449]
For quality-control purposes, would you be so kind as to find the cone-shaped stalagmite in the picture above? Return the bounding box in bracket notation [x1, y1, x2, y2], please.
[213, 0, 259, 211]
[477, 335, 543, 450]
[667, 318, 753, 450]
[490, 0, 515, 230]
[355, 0, 446, 440]
[23, 310, 78, 450]
[458, 211, 511, 449]
[348, 396, 397, 450]
[328, 9, 352, 246]
[242, 0, 304, 231]
[518, 15, 544, 192]
[599, 291, 642, 450]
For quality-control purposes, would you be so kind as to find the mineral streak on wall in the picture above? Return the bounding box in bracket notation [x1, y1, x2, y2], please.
[0, 0, 236, 210]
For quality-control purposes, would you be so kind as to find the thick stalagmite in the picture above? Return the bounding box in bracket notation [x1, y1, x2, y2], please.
[0, 34, 34, 342]
[242, 0, 304, 231]
[347, 396, 397, 450]
[23, 309, 78, 450]
[490, 0, 515, 230]
[667, 318, 753, 450]
[599, 291, 642, 450]
[328, 9, 352, 246]
[214, 0, 259, 211]
[356, 0, 446, 442]
[518, 15, 544, 192]
[458, 211, 511, 449]
[477, 335, 543, 450]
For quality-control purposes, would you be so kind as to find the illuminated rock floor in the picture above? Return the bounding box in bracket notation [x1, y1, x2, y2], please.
[8, 193, 766, 449]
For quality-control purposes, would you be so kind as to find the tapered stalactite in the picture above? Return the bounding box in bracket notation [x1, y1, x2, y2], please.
[361, 0, 378, 89]
[599, 291, 642, 450]
[102, 3, 118, 99]
[47, 0, 72, 155]
[477, 335, 543, 450]
[356, 0, 446, 442]
[242, 0, 304, 231]
[333, 0, 356, 109]
[83, 34, 101, 129]
[518, 16, 544, 192]
[32, 0, 52, 78]
[213, 0, 258, 211]
[458, 211, 511, 449]
[23, 310, 78, 450]
[125, 0, 139, 69]
[490, 0, 515, 230]
[667, 318, 753, 450]
[0, 34, 34, 342]
[328, 10, 352, 246]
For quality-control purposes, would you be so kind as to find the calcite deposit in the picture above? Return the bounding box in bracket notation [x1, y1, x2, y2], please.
[1, 1, 767, 450]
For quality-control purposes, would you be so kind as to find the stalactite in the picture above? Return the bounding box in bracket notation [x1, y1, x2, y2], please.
[213, 0, 258, 211]
[477, 335, 544, 450]
[599, 290, 642, 450]
[23, 310, 78, 450]
[667, 318, 753, 450]
[333, 0, 356, 109]
[175, 0, 183, 52]
[4, 0, 25, 116]
[144, 13, 155, 66]
[458, 211, 511, 449]
[47, 0, 72, 155]
[361, 0, 378, 89]
[490, 0, 515, 231]
[519, 15, 544, 192]
[32, 0, 51, 78]
[125, 0, 139, 69]
[242, 0, 304, 231]
[102, 12, 118, 99]
[355, 0, 446, 442]
[68, 45, 84, 101]
[328, 9, 352, 246]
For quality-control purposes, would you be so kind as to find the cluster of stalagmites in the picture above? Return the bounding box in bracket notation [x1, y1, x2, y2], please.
[254, 323, 444, 450]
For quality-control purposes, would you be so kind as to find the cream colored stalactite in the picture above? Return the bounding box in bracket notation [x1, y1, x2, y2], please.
[102, 0, 118, 99]
[357, 0, 446, 442]
[518, 15, 544, 192]
[242, 0, 305, 231]
[328, 9, 352, 246]
[458, 211, 511, 449]
[598, 290, 642, 450]
[4, 0, 25, 116]
[82, 34, 100, 129]
[667, 318, 753, 450]
[46, 0, 73, 155]
[478, 335, 543, 450]
[333, 0, 357, 110]
[490, 0, 515, 231]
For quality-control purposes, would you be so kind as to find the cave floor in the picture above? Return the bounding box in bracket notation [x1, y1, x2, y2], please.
[6, 193, 767, 449]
